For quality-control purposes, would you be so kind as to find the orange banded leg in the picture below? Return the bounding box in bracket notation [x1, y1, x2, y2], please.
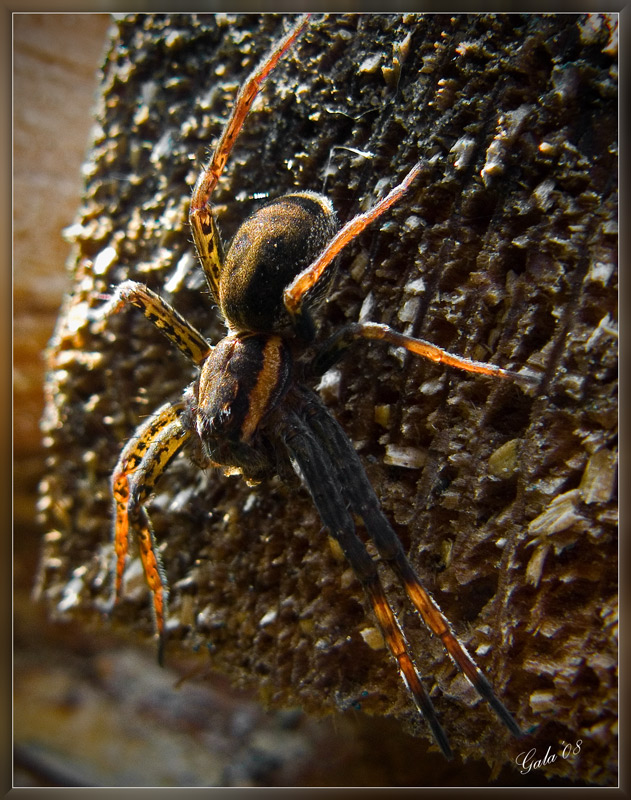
[284, 163, 423, 318]
[96, 280, 212, 365]
[304, 390, 523, 740]
[112, 400, 191, 664]
[392, 554, 522, 737]
[190, 15, 310, 300]
[364, 575, 453, 758]
[312, 321, 537, 386]
[282, 408, 452, 757]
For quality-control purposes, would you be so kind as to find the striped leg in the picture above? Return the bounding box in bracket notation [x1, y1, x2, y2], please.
[311, 321, 537, 387]
[96, 280, 211, 365]
[189, 15, 310, 301]
[112, 400, 191, 663]
[282, 407, 453, 758]
[283, 164, 423, 320]
[304, 389, 523, 740]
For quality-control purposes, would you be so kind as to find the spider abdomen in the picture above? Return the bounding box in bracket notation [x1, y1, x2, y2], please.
[194, 333, 292, 445]
[220, 191, 337, 334]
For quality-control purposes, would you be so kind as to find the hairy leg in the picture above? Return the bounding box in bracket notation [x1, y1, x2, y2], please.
[311, 321, 538, 387]
[282, 406, 453, 758]
[112, 400, 191, 663]
[283, 164, 423, 321]
[303, 389, 523, 738]
[94, 280, 211, 365]
[189, 15, 310, 300]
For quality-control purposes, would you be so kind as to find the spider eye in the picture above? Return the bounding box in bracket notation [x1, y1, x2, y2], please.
[220, 192, 337, 333]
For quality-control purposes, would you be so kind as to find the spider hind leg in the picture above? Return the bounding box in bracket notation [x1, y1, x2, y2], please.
[189, 15, 310, 301]
[283, 163, 423, 324]
[111, 400, 191, 664]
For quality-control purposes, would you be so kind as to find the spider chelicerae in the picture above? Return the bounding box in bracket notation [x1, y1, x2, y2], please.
[95, 16, 532, 758]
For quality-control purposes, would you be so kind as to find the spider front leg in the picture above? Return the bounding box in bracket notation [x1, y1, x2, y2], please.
[306, 398, 523, 739]
[112, 400, 191, 664]
[282, 403, 453, 759]
[189, 15, 310, 300]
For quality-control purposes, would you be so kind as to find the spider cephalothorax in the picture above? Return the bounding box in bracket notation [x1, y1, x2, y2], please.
[96, 15, 535, 759]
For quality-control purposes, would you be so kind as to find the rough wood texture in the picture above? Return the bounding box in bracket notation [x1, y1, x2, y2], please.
[37, 13, 617, 783]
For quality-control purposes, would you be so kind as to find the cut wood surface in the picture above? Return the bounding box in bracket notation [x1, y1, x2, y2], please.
[34, 13, 617, 785]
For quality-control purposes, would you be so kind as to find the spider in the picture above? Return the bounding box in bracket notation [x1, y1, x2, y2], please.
[96, 16, 531, 758]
